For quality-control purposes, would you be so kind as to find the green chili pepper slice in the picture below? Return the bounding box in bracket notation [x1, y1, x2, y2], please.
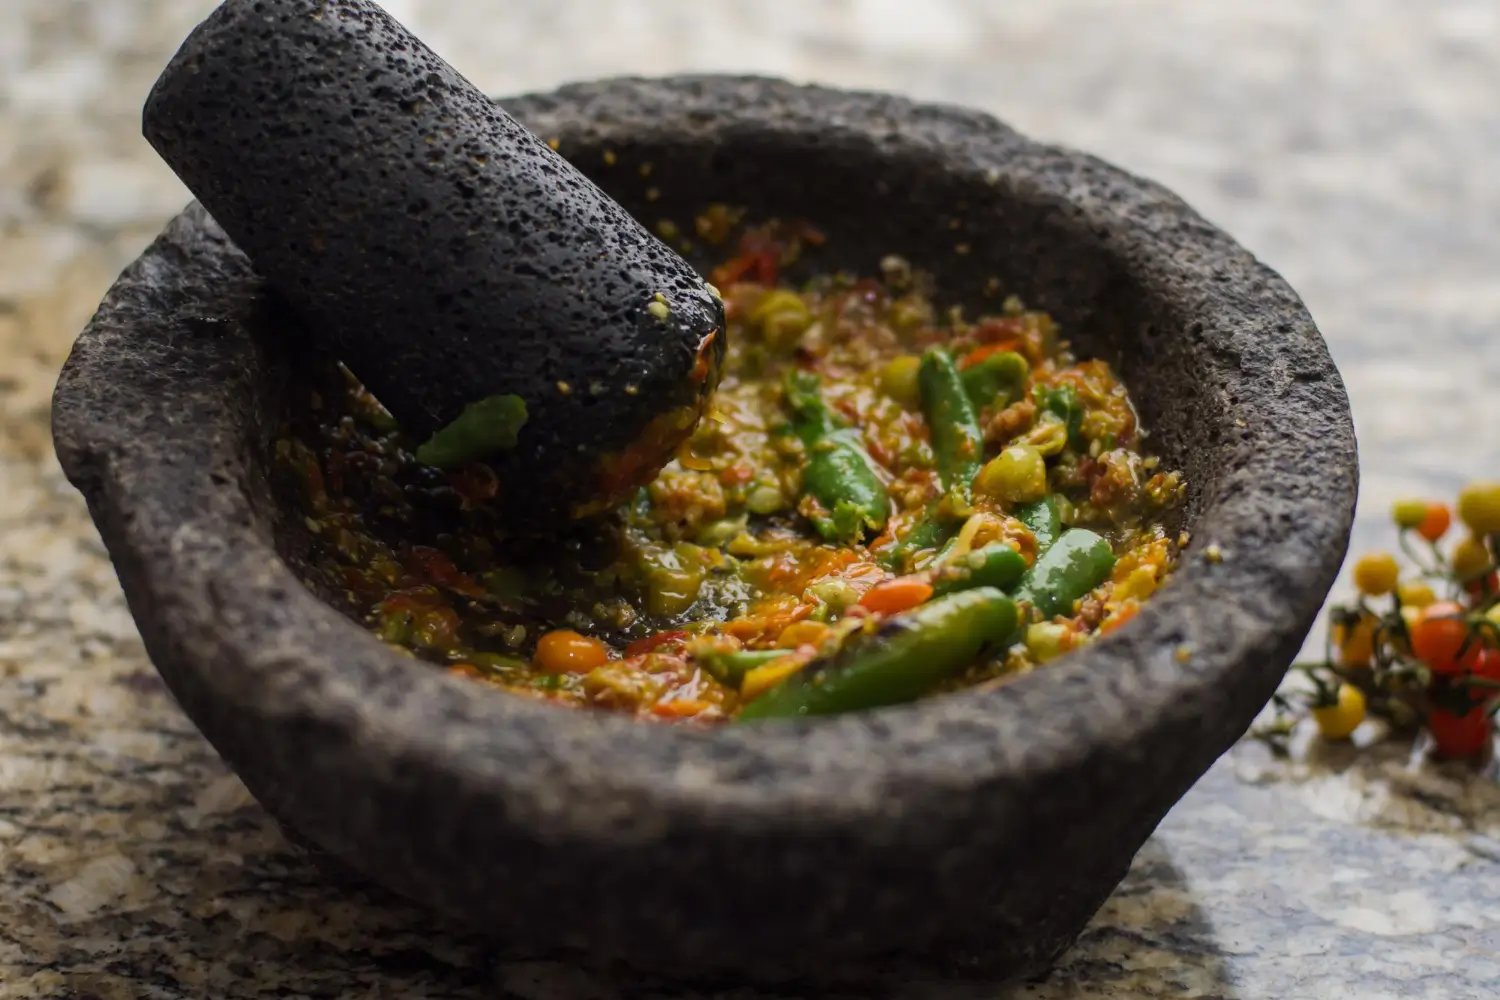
[930, 543, 1028, 598]
[960, 350, 1029, 411]
[1012, 528, 1115, 620]
[414, 393, 528, 469]
[882, 349, 987, 568]
[1014, 495, 1063, 555]
[784, 370, 891, 544]
[919, 348, 985, 498]
[1034, 384, 1085, 450]
[698, 648, 787, 687]
[736, 588, 1019, 720]
[881, 503, 949, 571]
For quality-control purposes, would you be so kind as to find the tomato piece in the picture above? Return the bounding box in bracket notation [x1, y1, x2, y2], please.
[342, 565, 386, 598]
[1100, 602, 1139, 635]
[720, 462, 756, 487]
[859, 576, 935, 615]
[970, 317, 1027, 344]
[957, 341, 1021, 370]
[625, 630, 691, 657]
[448, 462, 500, 507]
[1427, 707, 1492, 759]
[410, 606, 460, 650]
[1410, 602, 1480, 675]
[407, 546, 484, 596]
[649, 698, 712, 720]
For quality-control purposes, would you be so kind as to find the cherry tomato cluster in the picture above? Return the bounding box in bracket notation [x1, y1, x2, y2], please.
[1265, 482, 1500, 761]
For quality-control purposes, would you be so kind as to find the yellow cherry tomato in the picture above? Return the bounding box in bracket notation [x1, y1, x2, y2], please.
[1456, 481, 1500, 535]
[1333, 615, 1377, 668]
[1351, 552, 1400, 596]
[1391, 498, 1428, 530]
[1450, 536, 1492, 582]
[1395, 580, 1436, 608]
[1312, 683, 1366, 741]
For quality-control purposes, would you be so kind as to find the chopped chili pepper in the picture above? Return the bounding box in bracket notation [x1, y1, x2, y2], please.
[278, 211, 1184, 724]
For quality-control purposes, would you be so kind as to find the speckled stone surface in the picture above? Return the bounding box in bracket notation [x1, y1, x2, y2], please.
[3, 1, 1500, 997]
[144, 0, 724, 516]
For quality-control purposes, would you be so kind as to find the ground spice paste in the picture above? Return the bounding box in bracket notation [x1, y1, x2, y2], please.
[277, 209, 1186, 723]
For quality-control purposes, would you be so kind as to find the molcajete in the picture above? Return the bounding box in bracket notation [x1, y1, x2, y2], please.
[51, 76, 1357, 984]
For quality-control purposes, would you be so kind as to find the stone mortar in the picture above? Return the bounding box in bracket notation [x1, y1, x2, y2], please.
[51, 76, 1358, 985]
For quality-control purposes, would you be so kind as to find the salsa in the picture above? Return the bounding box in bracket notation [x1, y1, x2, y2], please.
[276, 210, 1186, 724]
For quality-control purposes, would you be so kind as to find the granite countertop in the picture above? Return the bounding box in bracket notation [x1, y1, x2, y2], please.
[3, 1, 1500, 997]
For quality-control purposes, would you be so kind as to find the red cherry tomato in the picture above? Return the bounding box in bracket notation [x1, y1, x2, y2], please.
[1427, 707, 1492, 759]
[1410, 602, 1480, 675]
[1470, 650, 1500, 695]
[1465, 572, 1499, 601]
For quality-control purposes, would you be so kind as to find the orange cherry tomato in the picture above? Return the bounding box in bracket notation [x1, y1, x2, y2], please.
[1410, 602, 1480, 675]
[1427, 707, 1492, 759]
[1415, 502, 1452, 543]
[534, 630, 612, 674]
[858, 576, 935, 615]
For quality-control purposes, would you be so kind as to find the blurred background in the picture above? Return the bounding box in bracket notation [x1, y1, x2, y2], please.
[4, 2, 1500, 997]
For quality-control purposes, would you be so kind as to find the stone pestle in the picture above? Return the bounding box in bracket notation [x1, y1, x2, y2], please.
[142, 0, 725, 521]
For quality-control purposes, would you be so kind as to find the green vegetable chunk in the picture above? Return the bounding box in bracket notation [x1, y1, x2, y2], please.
[1034, 384, 1085, 449]
[918, 348, 985, 497]
[882, 503, 948, 571]
[784, 370, 890, 544]
[698, 648, 787, 687]
[960, 350, 1030, 410]
[1013, 528, 1115, 620]
[882, 349, 988, 568]
[415, 393, 529, 469]
[736, 588, 1019, 720]
[1014, 495, 1063, 555]
[931, 543, 1028, 597]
